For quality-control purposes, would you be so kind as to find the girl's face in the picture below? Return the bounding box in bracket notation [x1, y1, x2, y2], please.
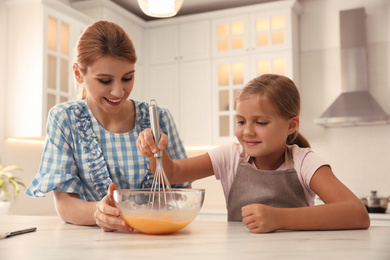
[74, 56, 135, 115]
[235, 95, 298, 166]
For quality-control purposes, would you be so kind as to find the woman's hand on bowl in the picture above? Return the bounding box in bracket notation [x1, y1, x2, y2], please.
[94, 183, 134, 232]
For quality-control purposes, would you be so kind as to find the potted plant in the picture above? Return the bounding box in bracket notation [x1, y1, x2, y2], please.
[0, 164, 25, 214]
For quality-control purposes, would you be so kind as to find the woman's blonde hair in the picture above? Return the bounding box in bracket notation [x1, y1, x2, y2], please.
[73, 21, 137, 99]
[236, 74, 310, 148]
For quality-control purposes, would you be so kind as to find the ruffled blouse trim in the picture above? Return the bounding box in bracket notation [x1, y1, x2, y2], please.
[135, 100, 151, 133]
[69, 101, 111, 200]
[132, 101, 154, 188]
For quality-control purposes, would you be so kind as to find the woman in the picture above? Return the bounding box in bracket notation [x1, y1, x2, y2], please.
[26, 21, 190, 232]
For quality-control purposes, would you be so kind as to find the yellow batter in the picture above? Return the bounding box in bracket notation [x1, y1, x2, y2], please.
[123, 215, 192, 234]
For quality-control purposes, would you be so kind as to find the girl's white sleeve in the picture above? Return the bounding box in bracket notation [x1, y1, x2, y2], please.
[207, 142, 246, 203]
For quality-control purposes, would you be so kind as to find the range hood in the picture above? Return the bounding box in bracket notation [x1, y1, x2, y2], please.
[315, 7, 390, 127]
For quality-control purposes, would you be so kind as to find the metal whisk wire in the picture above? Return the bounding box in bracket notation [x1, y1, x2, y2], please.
[148, 99, 173, 209]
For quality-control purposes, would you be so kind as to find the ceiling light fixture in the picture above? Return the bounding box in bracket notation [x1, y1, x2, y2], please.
[137, 0, 183, 18]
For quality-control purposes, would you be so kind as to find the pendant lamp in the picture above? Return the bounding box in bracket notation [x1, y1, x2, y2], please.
[137, 0, 184, 18]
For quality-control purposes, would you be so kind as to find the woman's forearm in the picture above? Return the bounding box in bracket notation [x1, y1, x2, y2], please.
[54, 191, 97, 226]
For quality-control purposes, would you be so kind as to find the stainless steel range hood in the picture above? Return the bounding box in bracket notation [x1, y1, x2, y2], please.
[315, 7, 390, 127]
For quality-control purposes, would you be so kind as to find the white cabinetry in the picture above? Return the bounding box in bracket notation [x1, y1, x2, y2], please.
[147, 20, 212, 145]
[211, 0, 301, 143]
[148, 20, 211, 65]
[6, 0, 89, 137]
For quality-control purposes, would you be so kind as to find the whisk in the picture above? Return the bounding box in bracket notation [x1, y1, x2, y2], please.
[148, 99, 173, 209]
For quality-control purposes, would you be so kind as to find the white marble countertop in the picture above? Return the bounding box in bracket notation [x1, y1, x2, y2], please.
[1, 214, 390, 260]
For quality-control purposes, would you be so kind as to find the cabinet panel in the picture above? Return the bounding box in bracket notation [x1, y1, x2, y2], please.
[43, 7, 86, 133]
[179, 60, 212, 145]
[149, 20, 211, 65]
[250, 51, 293, 80]
[249, 9, 292, 53]
[212, 56, 251, 143]
[211, 15, 249, 58]
[149, 25, 179, 65]
[149, 60, 213, 145]
[212, 9, 295, 58]
[148, 63, 180, 123]
[179, 20, 211, 61]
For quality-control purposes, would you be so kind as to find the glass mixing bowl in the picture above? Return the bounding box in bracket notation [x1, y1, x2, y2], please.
[113, 188, 205, 234]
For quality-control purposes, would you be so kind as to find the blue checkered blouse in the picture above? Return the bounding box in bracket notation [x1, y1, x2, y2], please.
[26, 100, 189, 201]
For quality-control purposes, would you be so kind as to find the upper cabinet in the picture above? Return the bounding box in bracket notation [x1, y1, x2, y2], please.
[212, 8, 297, 58]
[148, 20, 211, 65]
[147, 19, 212, 145]
[6, 0, 90, 137]
[45, 9, 86, 122]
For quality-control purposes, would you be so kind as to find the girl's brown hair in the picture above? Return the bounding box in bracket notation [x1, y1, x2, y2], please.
[236, 74, 310, 148]
[74, 21, 137, 99]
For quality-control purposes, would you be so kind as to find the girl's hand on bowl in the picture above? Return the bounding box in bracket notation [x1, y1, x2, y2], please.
[94, 183, 134, 232]
[137, 128, 168, 158]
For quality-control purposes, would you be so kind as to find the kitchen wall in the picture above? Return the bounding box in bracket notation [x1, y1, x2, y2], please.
[0, 1, 6, 159]
[299, 0, 390, 199]
[1, 0, 390, 216]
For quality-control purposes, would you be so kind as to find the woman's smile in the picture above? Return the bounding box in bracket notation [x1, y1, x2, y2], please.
[104, 97, 123, 106]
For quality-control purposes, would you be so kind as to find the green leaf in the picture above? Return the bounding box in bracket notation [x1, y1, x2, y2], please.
[0, 164, 25, 201]
[9, 179, 20, 200]
[0, 179, 6, 190]
[16, 180, 26, 188]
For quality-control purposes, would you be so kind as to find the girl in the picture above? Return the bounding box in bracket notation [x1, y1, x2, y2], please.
[137, 74, 370, 233]
[26, 21, 190, 232]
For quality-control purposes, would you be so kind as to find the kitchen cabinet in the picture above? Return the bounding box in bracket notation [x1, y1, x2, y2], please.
[148, 20, 211, 65]
[148, 60, 212, 146]
[71, 0, 147, 101]
[211, 8, 298, 58]
[211, 0, 301, 143]
[147, 20, 212, 145]
[5, 0, 90, 137]
[45, 9, 87, 123]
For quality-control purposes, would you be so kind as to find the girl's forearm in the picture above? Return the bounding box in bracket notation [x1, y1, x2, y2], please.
[277, 201, 370, 231]
[157, 151, 213, 184]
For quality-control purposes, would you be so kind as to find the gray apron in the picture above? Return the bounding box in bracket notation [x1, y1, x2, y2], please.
[227, 147, 307, 221]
